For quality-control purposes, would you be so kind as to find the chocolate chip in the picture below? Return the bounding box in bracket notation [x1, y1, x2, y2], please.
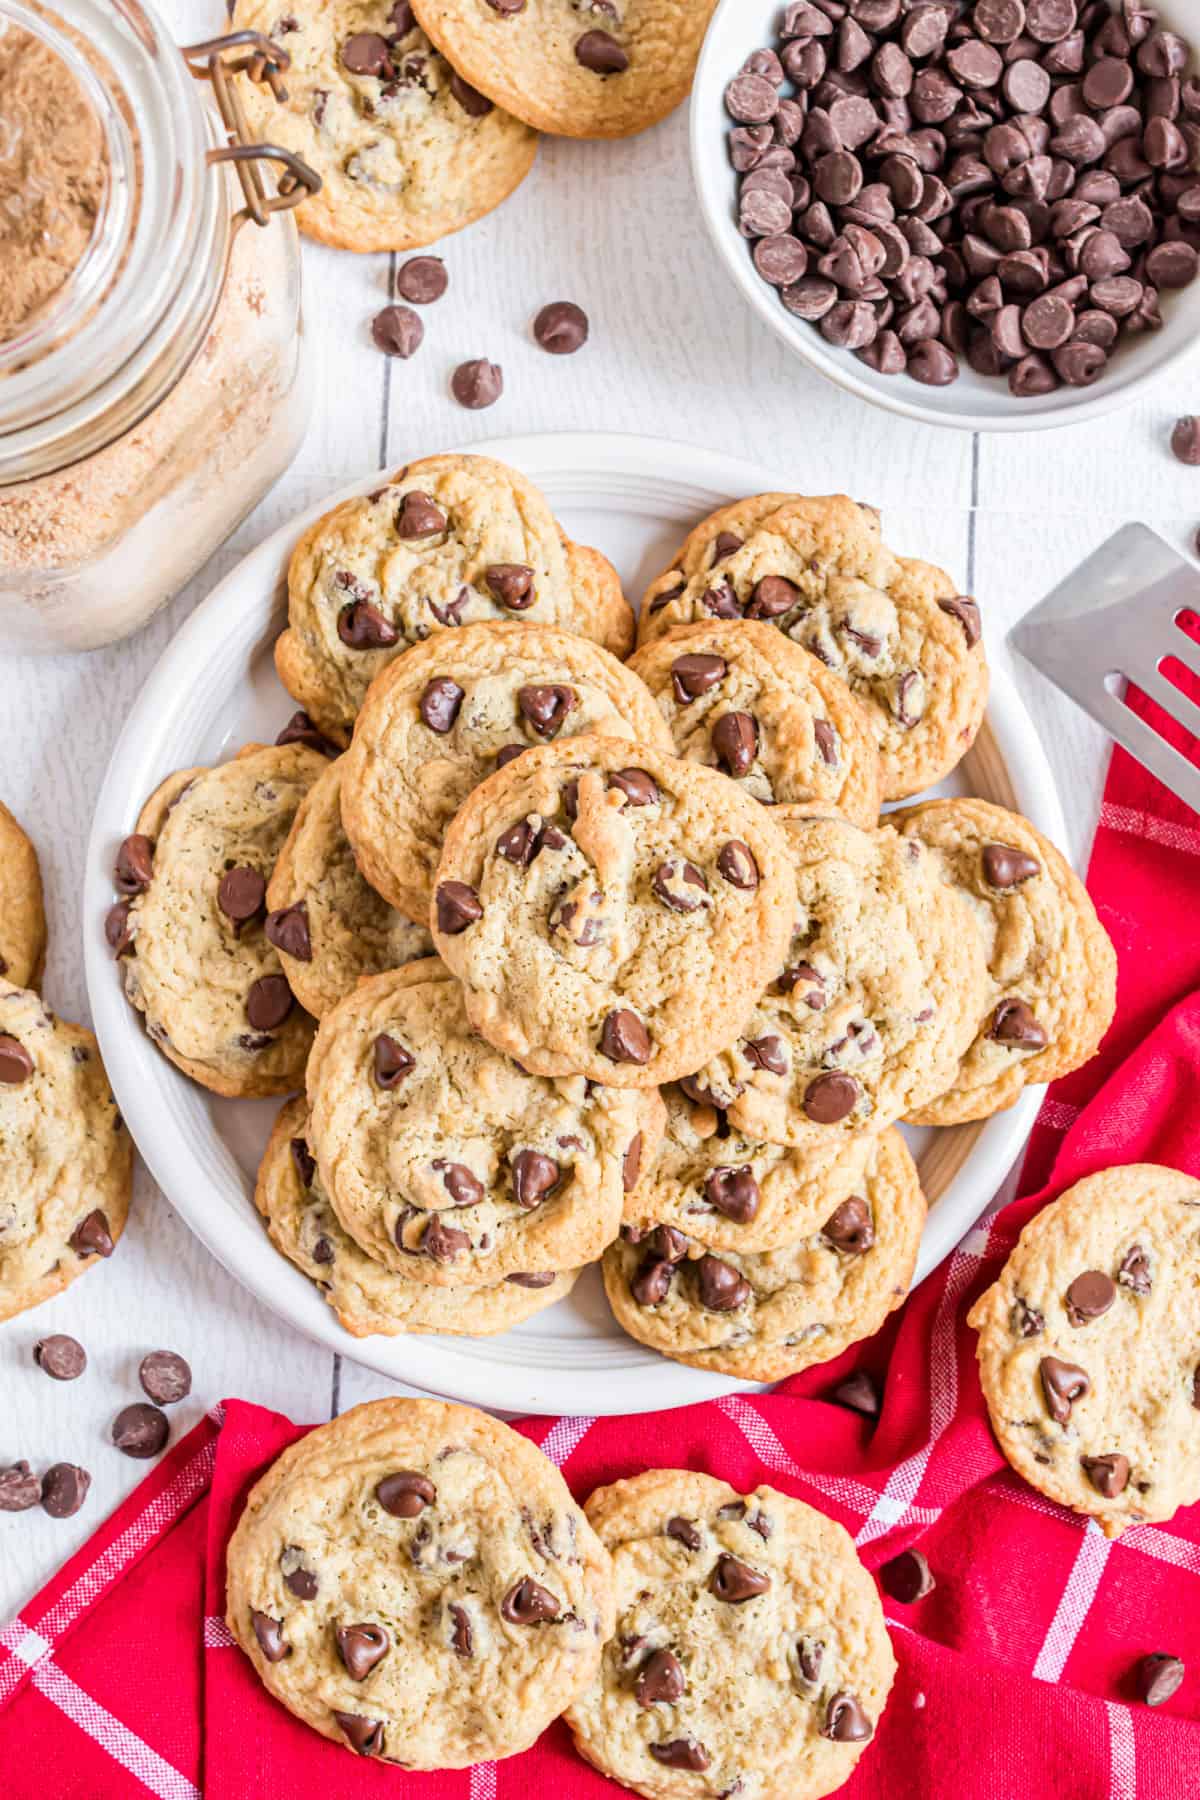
[217, 865, 265, 925]
[501, 1577, 560, 1623]
[709, 1553, 771, 1603]
[710, 711, 759, 778]
[252, 1610, 290, 1662]
[338, 599, 398, 649]
[1081, 1452, 1130, 1497]
[880, 1548, 935, 1602]
[105, 901, 135, 957]
[1012, 1296, 1045, 1336]
[636, 1648, 686, 1707]
[982, 842, 1041, 887]
[0, 1034, 33, 1083]
[112, 1403, 169, 1459]
[609, 767, 659, 805]
[484, 564, 535, 609]
[373, 1033, 414, 1089]
[511, 1149, 561, 1209]
[652, 860, 710, 913]
[376, 1470, 435, 1516]
[695, 1255, 751, 1312]
[534, 301, 589, 353]
[747, 575, 800, 621]
[39, 1461, 90, 1519]
[245, 974, 293, 1033]
[831, 1369, 880, 1415]
[620, 1134, 644, 1195]
[34, 1335, 87, 1381]
[1118, 1244, 1151, 1295]
[1171, 416, 1200, 463]
[337, 1623, 390, 1680]
[803, 1071, 860, 1124]
[823, 1692, 873, 1741]
[1065, 1270, 1116, 1325]
[138, 1351, 191, 1408]
[435, 881, 482, 934]
[632, 1255, 674, 1306]
[1135, 1652, 1185, 1707]
[671, 653, 727, 701]
[990, 997, 1047, 1048]
[601, 1009, 651, 1065]
[451, 357, 503, 409]
[396, 255, 447, 303]
[265, 903, 312, 963]
[423, 1214, 470, 1261]
[1040, 1354, 1089, 1423]
[276, 711, 339, 756]
[448, 1603, 474, 1658]
[518, 684, 577, 738]
[371, 304, 423, 358]
[70, 1210, 113, 1259]
[727, 71, 779, 122]
[716, 840, 759, 889]
[419, 677, 465, 733]
[705, 1166, 760, 1222]
[743, 1034, 787, 1074]
[666, 1515, 702, 1550]
[448, 70, 492, 114]
[397, 490, 446, 537]
[341, 30, 391, 74]
[0, 1462, 41, 1512]
[334, 1713, 384, 1756]
[115, 834, 153, 895]
[823, 1195, 875, 1254]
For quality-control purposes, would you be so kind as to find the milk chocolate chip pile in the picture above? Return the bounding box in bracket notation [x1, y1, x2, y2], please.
[726, 0, 1200, 392]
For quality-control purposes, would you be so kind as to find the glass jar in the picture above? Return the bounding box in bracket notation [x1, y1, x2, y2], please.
[0, 0, 318, 652]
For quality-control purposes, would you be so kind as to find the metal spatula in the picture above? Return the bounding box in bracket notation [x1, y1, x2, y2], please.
[1009, 521, 1200, 816]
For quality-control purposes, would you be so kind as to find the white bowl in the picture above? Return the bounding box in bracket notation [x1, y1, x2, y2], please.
[690, 0, 1200, 432]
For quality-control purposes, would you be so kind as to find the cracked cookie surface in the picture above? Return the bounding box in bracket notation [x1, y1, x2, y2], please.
[276, 454, 633, 745]
[431, 735, 794, 1086]
[968, 1164, 1200, 1538]
[565, 1468, 895, 1800]
[0, 981, 132, 1322]
[342, 621, 671, 921]
[638, 494, 988, 801]
[0, 800, 46, 990]
[113, 744, 324, 1098]
[266, 757, 431, 1016]
[630, 619, 881, 826]
[893, 798, 1117, 1127]
[233, 0, 537, 252]
[225, 1395, 614, 1766]
[306, 957, 661, 1282]
[605, 1128, 924, 1382]
[689, 812, 988, 1149]
[412, 0, 718, 140]
[257, 1098, 579, 1335]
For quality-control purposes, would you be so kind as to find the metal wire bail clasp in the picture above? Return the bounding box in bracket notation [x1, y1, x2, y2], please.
[181, 30, 321, 230]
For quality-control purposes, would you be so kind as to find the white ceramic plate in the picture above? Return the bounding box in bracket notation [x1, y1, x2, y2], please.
[85, 431, 1063, 1415]
[691, 0, 1200, 433]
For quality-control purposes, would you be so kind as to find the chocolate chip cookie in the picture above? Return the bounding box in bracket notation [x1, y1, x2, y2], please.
[111, 745, 325, 1098]
[968, 1164, 1200, 1538]
[629, 620, 882, 826]
[233, 0, 537, 252]
[605, 1128, 924, 1383]
[0, 981, 132, 1322]
[257, 1097, 579, 1335]
[565, 1468, 895, 1800]
[411, 0, 719, 140]
[894, 798, 1118, 1127]
[431, 735, 795, 1086]
[341, 620, 672, 921]
[276, 453, 634, 745]
[639, 494, 989, 801]
[225, 1395, 615, 1766]
[306, 957, 661, 1282]
[0, 800, 46, 991]
[622, 1080, 880, 1257]
[266, 757, 431, 1017]
[687, 812, 988, 1148]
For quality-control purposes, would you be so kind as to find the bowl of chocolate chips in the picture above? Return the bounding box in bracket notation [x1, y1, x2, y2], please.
[692, 0, 1200, 429]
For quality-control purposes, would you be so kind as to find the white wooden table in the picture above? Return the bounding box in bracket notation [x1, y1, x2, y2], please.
[4, 0, 1199, 1621]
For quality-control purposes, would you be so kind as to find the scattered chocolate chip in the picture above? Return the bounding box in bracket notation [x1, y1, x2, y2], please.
[485, 564, 535, 609]
[373, 1033, 415, 1088]
[435, 881, 482, 934]
[534, 301, 590, 353]
[649, 1739, 710, 1771]
[34, 1335, 87, 1381]
[501, 1577, 560, 1623]
[803, 1071, 860, 1124]
[337, 1623, 390, 1680]
[823, 1692, 873, 1741]
[376, 1470, 436, 1516]
[0, 1462, 42, 1512]
[112, 1402, 170, 1459]
[371, 304, 423, 358]
[0, 1034, 33, 1083]
[1040, 1354, 1089, 1423]
[397, 490, 447, 537]
[451, 358, 503, 409]
[1065, 1270, 1116, 1326]
[246, 974, 293, 1033]
[982, 842, 1041, 887]
[138, 1350, 191, 1406]
[114, 834, 153, 895]
[1135, 1652, 1185, 1707]
[600, 1008, 651, 1065]
[831, 1369, 880, 1416]
[40, 1462, 90, 1518]
[334, 1712, 384, 1756]
[396, 255, 447, 303]
[265, 903, 312, 962]
[1081, 1452, 1130, 1497]
[70, 1210, 113, 1259]
[716, 840, 759, 889]
[709, 1552, 771, 1602]
[880, 1548, 935, 1603]
[1171, 415, 1200, 463]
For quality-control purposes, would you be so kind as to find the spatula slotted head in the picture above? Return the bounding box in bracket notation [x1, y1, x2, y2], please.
[1010, 522, 1200, 817]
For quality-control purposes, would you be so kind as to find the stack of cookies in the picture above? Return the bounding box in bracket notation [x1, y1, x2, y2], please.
[225, 1394, 898, 1789]
[107, 450, 1118, 1393]
[232, 0, 722, 257]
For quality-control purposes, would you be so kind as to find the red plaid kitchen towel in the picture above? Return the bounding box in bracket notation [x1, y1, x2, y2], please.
[3, 668, 1200, 1798]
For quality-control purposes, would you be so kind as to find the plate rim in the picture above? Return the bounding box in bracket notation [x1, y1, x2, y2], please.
[83, 429, 1063, 1415]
